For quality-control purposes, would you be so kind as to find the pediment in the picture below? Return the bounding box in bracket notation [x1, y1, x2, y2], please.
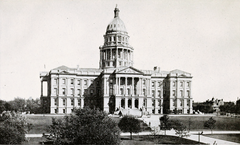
[116, 67, 144, 74]
[59, 70, 70, 74]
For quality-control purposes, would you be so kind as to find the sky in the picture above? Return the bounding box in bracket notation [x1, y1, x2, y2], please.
[0, 0, 239, 102]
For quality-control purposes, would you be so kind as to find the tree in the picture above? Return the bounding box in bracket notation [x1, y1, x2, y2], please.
[25, 98, 41, 114]
[118, 115, 141, 140]
[236, 99, 240, 114]
[219, 102, 236, 113]
[48, 107, 121, 145]
[8, 98, 26, 112]
[0, 100, 6, 113]
[159, 115, 174, 135]
[172, 120, 189, 139]
[204, 117, 216, 134]
[0, 111, 32, 144]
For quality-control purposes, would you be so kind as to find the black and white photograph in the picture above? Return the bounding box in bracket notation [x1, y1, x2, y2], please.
[0, 0, 239, 144]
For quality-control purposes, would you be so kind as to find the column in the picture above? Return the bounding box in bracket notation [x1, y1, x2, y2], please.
[155, 99, 158, 114]
[132, 77, 134, 95]
[104, 77, 107, 95]
[161, 98, 163, 114]
[110, 49, 112, 60]
[190, 98, 193, 114]
[116, 77, 118, 95]
[118, 77, 120, 95]
[139, 98, 143, 109]
[132, 98, 135, 109]
[148, 79, 151, 96]
[125, 97, 128, 109]
[41, 80, 43, 96]
[140, 78, 142, 95]
[107, 78, 109, 95]
[125, 77, 127, 95]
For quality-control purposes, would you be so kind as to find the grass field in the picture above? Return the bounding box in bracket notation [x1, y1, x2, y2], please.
[26, 115, 64, 134]
[169, 116, 240, 131]
[203, 134, 240, 143]
[23, 135, 203, 145]
[25, 115, 240, 134]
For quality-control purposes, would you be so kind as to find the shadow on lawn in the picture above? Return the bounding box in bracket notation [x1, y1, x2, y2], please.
[121, 135, 205, 144]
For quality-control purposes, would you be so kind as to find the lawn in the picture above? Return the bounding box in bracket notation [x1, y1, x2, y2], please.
[26, 115, 64, 134]
[203, 134, 240, 143]
[23, 135, 203, 145]
[25, 115, 240, 134]
[169, 116, 240, 131]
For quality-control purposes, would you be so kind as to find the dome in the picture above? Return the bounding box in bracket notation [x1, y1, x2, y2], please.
[106, 7, 127, 33]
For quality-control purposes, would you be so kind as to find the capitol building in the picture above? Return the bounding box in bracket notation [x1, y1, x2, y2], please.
[40, 7, 193, 115]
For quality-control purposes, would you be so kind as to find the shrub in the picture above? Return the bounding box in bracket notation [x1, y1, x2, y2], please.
[0, 111, 32, 144]
[48, 107, 121, 145]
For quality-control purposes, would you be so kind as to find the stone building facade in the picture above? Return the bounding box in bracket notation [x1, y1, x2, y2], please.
[40, 7, 193, 114]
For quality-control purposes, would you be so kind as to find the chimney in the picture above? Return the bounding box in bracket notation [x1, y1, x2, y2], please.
[154, 66, 157, 71]
[153, 66, 160, 72]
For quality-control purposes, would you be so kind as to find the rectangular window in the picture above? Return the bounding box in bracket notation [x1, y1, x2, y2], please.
[71, 88, 74, 96]
[158, 90, 161, 97]
[90, 89, 94, 95]
[173, 81, 175, 87]
[78, 99, 81, 106]
[54, 88, 57, 95]
[180, 82, 183, 87]
[187, 90, 190, 97]
[63, 99, 66, 106]
[152, 82, 155, 87]
[78, 80, 81, 85]
[127, 88, 130, 95]
[173, 90, 176, 96]
[84, 80, 87, 86]
[143, 80, 146, 86]
[62, 88, 66, 95]
[143, 89, 146, 96]
[187, 82, 190, 87]
[54, 98, 57, 105]
[54, 79, 57, 85]
[78, 89, 81, 96]
[71, 99, 74, 106]
[55, 109, 57, 114]
[62, 79, 66, 84]
[120, 88, 123, 95]
[152, 90, 155, 97]
[158, 82, 161, 87]
[180, 90, 183, 97]
[63, 109, 65, 113]
[71, 79, 74, 85]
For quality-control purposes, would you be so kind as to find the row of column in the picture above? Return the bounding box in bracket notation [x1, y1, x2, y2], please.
[115, 77, 144, 96]
[102, 49, 133, 61]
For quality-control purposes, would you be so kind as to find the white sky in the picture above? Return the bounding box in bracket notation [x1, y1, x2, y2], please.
[0, 0, 239, 102]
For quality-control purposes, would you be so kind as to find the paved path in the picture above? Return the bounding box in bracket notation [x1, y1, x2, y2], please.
[26, 130, 240, 145]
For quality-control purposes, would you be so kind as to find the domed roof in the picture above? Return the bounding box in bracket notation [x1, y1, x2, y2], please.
[106, 7, 127, 33]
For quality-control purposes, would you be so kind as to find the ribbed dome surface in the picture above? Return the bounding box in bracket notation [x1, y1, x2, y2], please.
[106, 17, 127, 33]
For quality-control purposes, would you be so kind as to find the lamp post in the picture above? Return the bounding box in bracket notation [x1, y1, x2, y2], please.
[198, 131, 203, 143]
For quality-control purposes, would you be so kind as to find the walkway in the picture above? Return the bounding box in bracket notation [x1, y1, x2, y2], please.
[26, 130, 240, 145]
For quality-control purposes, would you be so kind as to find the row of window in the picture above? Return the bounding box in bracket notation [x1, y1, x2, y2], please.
[54, 98, 81, 106]
[53, 79, 97, 86]
[173, 81, 190, 87]
[151, 90, 162, 97]
[53, 88, 95, 96]
[172, 90, 190, 97]
[105, 35, 128, 43]
[103, 49, 131, 60]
